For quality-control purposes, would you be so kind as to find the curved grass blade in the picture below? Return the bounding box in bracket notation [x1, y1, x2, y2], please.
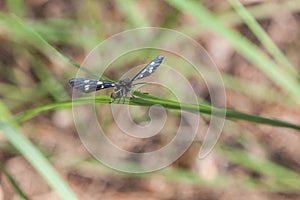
[165, 0, 300, 104]
[0, 102, 78, 200]
[11, 96, 111, 124]
[228, 0, 298, 77]
[222, 146, 300, 191]
[0, 161, 29, 200]
[8, 14, 112, 82]
[11, 93, 300, 131]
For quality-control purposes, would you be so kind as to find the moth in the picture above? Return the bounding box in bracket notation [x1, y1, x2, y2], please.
[69, 55, 164, 100]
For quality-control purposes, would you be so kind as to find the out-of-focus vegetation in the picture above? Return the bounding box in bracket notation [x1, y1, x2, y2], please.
[0, 1, 300, 199]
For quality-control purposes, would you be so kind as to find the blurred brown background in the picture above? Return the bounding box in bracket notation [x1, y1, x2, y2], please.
[0, 0, 300, 199]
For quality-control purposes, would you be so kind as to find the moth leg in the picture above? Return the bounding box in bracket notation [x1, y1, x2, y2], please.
[109, 97, 114, 104]
[110, 92, 117, 104]
[109, 98, 114, 104]
[116, 90, 123, 104]
[122, 90, 127, 104]
[128, 91, 135, 101]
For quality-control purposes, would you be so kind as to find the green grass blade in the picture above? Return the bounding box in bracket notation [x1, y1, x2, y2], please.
[11, 93, 300, 131]
[116, 0, 149, 27]
[31, 56, 68, 101]
[165, 0, 300, 103]
[219, 0, 300, 26]
[11, 96, 111, 124]
[228, 0, 298, 76]
[0, 102, 78, 200]
[5, 14, 112, 82]
[0, 161, 29, 200]
[132, 92, 300, 131]
[222, 146, 300, 191]
[7, 0, 24, 17]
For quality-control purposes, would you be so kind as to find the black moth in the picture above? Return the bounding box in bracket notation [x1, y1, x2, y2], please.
[69, 55, 164, 100]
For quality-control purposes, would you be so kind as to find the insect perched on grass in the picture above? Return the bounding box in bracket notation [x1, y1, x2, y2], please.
[69, 55, 164, 102]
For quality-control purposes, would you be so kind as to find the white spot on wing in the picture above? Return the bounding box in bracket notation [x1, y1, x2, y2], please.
[149, 66, 154, 73]
[84, 85, 90, 91]
[84, 80, 90, 83]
